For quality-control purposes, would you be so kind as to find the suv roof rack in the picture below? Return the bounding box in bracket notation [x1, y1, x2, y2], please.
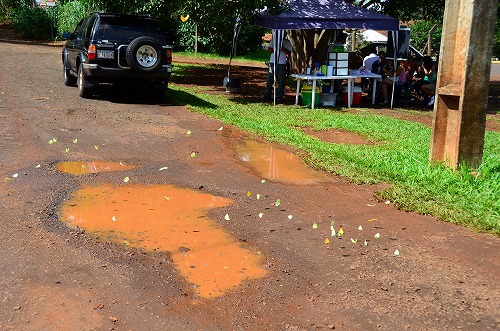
[89, 12, 153, 18]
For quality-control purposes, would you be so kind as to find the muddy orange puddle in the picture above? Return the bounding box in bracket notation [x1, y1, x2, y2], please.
[59, 184, 267, 298]
[234, 137, 329, 184]
[56, 161, 139, 175]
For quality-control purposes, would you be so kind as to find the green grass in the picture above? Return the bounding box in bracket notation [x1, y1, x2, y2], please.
[169, 68, 500, 236]
[175, 50, 269, 64]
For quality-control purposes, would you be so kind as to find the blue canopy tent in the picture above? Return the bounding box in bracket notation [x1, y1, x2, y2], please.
[254, 0, 399, 31]
[253, 0, 399, 106]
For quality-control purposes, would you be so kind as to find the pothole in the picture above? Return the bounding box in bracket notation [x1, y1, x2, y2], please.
[232, 136, 331, 185]
[56, 161, 140, 175]
[59, 183, 267, 298]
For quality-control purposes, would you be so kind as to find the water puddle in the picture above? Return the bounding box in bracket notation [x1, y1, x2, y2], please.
[60, 184, 267, 298]
[232, 137, 330, 185]
[56, 161, 139, 175]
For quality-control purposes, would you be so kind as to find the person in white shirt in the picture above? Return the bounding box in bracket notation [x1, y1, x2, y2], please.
[363, 52, 379, 73]
[263, 34, 292, 101]
[361, 52, 380, 92]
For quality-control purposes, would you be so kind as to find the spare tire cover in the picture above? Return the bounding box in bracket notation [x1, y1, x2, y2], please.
[126, 36, 163, 72]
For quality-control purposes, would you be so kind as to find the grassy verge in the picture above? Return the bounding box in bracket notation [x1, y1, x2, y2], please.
[169, 68, 500, 236]
[174, 50, 269, 64]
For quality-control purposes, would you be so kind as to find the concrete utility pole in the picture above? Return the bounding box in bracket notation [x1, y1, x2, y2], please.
[429, 0, 498, 169]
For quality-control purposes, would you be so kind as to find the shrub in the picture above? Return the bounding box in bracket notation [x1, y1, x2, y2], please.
[176, 20, 264, 56]
[56, 0, 89, 38]
[10, 4, 56, 39]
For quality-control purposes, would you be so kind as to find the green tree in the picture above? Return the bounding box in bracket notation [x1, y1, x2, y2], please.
[380, 0, 445, 21]
[6, 1, 58, 39]
[494, 2, 500, 59]
[170, 0, 280, 55]
[56, 0, 92, 36]
[406, 20, 442, 55]
[72, 0, 279, 55]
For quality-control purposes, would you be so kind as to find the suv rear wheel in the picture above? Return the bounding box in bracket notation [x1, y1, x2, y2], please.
[63, 56, 77, 87]
[78, 63, 93, 98]
[126, 36, 163, 73]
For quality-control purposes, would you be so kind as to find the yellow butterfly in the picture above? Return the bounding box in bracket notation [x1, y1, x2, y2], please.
[180, 14, 190, 22]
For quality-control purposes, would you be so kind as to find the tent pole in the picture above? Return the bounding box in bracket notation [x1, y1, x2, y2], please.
[272, 29, 284, 110]
[390, 31, 397, 109]
[273, 61, 276, 108]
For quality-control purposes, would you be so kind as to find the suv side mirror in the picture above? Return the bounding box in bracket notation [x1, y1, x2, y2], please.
[62, 32, 72, 40]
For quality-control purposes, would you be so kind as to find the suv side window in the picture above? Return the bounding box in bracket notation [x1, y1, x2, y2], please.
[73, 19, 86, 40]
[84, 17, 96, 39]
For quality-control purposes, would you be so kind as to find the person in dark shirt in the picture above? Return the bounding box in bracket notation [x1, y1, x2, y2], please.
[371, 51, 390, 80]
[372, 51, 390, 102]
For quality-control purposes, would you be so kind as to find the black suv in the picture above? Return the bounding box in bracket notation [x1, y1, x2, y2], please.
[62, 12, 173, 98]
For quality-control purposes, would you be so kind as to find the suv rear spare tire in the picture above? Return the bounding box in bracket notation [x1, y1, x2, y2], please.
[126, 36, 163, 73]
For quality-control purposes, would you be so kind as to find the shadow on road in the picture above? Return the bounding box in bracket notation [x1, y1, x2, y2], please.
[76, 84, 215, 109]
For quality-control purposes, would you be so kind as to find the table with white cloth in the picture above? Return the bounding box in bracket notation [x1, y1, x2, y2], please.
[291, 74, 356, 109]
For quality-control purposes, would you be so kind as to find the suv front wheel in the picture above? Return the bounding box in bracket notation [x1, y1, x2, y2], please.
[78, 63, 93, 98]
[126, 36, 163, 73]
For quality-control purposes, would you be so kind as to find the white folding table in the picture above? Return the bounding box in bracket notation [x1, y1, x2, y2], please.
[291, 74, 356, 109]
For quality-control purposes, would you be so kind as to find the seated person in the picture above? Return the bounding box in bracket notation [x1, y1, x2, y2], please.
[363, 52, 378, 73]
[420, 55, 437, 106]
[361, 52, 379, 91]
[403, 57, 415, 82]
[380, 60, 407, 105]
[410, 62, 425, 99]
[371, 51, 389, 81]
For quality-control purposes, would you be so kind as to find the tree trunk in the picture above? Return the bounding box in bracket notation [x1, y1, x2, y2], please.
[288, 29, 336, 74]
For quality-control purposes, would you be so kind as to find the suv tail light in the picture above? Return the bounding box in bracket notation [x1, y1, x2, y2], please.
[166, 48, 172, 64]
[88, 44, 97, 60]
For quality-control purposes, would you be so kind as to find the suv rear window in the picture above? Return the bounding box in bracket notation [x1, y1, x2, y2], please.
[94, 16, 163, 41]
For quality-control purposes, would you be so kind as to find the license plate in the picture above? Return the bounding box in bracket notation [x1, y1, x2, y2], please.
[97, 50, 114, 59]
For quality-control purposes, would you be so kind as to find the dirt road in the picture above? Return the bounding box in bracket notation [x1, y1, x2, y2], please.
[0, 41, 499, 331]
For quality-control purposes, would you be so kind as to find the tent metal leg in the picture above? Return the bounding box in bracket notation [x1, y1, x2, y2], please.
[295, 79, 300, 105]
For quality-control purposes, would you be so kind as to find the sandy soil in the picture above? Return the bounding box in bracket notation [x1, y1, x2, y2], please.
[0, 38, 499, 331]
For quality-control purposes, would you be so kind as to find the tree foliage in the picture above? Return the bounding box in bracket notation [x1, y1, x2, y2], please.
[406, 20, 442, 55]
[2, 0, 499, 59]
[379, 0, 445, 22]
[494, 2, 500, 59]
[169, 0, 279, 55]
[9, 4, 56, 39]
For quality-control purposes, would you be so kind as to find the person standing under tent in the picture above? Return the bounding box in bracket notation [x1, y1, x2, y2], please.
[263, 33, 292, 102]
